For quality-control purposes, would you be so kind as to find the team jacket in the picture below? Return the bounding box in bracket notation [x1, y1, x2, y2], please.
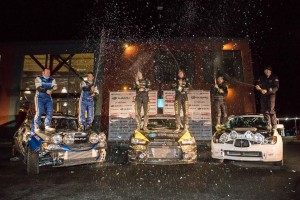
[80, 81, 99, 100]
[35, 76, 57, 98]
[133, 78, 151, 93]
[211, 83, 228, 99]
[256, 75, 279, 95]
[173, 77, 190, 95]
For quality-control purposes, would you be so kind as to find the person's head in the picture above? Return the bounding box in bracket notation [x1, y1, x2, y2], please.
[178, 70, 185, 78]
[136, 71, 143, 79]
[87, 72, 94, 82]
[42, 68, 51, 78]
[217, 76, 224, 84]
[264, 66, 272, 77]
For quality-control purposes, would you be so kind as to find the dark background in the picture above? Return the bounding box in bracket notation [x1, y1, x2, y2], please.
[0, 0, 299, 117]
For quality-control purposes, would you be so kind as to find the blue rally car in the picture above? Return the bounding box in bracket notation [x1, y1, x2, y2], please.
[13, 113, 107, 175]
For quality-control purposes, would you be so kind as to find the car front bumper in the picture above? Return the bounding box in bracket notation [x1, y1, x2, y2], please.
[211, 140, 283, 162]
[128, 144, 197, 164]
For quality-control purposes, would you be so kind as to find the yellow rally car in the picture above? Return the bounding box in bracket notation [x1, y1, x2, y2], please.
[128, 115, 197, 164]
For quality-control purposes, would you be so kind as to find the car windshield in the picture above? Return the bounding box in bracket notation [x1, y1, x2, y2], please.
[147, 118, 176, 130]
[41, 117, 78, 130]
[225, 116, 267, 129]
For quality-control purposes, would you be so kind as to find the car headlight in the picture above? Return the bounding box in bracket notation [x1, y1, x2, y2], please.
[131, 137, 147, 145]
[178, 131, 195, 144]
[63, 134, 75, 145]
[181, 137, 196, 145]
[229, 131, 238, 140]
[131, 130, 149, 145]
[264, 136, 277, 144]
[89, 132, 99, 144]
[254, 133, 264, 144]
[219, 133, 228, 143]
[244, 131, 254, 140]
[51, 134, 62, 144]
[98, 132, 106, 142]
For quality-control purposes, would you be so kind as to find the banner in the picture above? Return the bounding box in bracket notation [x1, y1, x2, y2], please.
[163, 90, 212, 140]
[108, 91, 157, 141]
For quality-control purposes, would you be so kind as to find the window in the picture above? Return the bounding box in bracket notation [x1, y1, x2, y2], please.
[154, 49, 195, 83]
[20, 53, 94, 116]
[202, 50, 243, 84]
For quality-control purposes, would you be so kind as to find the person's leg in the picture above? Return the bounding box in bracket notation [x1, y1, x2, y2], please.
[214, 99, 221, 126]
[78, 98, 87, 127]
[142, 93, 150, 130]
[135, 94, 142, 130]
[182, 95, 189, 129]
[86, 100, 94, 129]
[269, 95, 277, 129]
[175, 95, 182, 130]
[33, 96, 45, 132]
[44, 97, 55, 131]
[220, 100, 227, 124]
[261, 96, 271, 129]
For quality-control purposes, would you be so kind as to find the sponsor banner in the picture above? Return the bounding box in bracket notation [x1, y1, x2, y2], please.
[163, 90, 212, 140]
[108, 91, 157, 141]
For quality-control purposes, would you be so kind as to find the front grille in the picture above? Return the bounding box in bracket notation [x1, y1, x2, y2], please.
[64, 150, 96, 160]
[234, 139, 250, 147]
[224, 150, 262, 157]
[147, 147, 181, 159]
[74, 137, 88, 144]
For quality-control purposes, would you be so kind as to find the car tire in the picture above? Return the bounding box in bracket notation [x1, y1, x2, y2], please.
[27, 148, 39, 175]
[274, 160, 283, 167]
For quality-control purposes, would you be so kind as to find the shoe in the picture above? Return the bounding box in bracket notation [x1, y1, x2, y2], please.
[45, 126, 55, 132]
[78, 125, 84, 131]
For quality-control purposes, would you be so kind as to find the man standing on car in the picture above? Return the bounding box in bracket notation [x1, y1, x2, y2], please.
[211, 75, 228, 129]
[78, 72, 99, 131]
[34, 68, 57, 133]
[174, 70, 190, 131]
[134, 71, 150, 131]
[255, 66, 279, 130]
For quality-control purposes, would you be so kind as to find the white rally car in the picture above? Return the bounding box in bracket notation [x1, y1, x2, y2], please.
[211, 114, 283, 166]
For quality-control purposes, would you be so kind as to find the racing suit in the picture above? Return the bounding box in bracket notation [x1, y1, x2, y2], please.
[78, 81, 99, 127]
[174, 77, 190, 129]
[34, 75, 57, 128]
[211, 83, 228, 125]
[256, 75, 279, 129]
[134, 78, 150, 129]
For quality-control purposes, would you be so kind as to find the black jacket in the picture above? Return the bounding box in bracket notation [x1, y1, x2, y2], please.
[211, 83, 228, 98]
[256, 75, 279, 95]
[173, 77, 190, 95]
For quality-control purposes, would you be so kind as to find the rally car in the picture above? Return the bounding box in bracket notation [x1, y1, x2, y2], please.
[13, 113, 107, 175]
[211, 114, 283, 166]
[128, 115, 197, 164]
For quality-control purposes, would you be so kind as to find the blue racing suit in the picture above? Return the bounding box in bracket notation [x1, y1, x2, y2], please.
[78, 81, 99, 126]
[34, 76, 57, 128]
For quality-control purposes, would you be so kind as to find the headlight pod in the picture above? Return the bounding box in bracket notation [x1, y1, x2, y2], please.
[219, 133, 228, 143]
[254, 133, 264, 144]
[98, 132, 106, 142]
[51, 134, 62, 144]
[131, 137, 147, 145]
[89, 132, 99, 144]
[229, 131, 238, 140]
[244, 131, 254, 140]
[63, 134, 75, 145]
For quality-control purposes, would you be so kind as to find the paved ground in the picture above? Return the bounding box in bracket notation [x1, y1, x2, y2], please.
[0, 142, 299, 200]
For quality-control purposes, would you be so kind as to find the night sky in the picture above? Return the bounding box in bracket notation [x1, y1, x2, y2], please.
[0, 0, 299, 117]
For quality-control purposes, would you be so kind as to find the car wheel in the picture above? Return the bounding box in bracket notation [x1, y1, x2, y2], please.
[213, 158, 224, 164]
[274, 160, 283, 167]
[27, 148, 39, 175]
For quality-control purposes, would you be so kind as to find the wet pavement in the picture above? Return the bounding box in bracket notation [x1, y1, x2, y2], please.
[0, 142, 299, 200]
